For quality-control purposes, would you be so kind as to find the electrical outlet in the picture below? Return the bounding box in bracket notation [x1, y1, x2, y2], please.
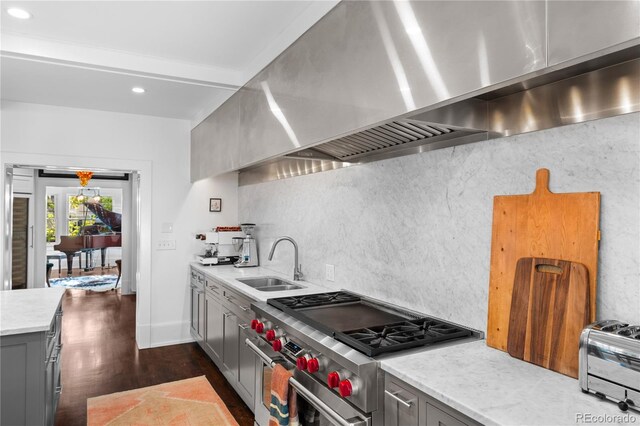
[156, 239, 176, 250]
[326, 264, 335, 282]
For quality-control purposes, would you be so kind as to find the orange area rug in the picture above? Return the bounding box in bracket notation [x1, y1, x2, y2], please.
[87, 376, 239, 426]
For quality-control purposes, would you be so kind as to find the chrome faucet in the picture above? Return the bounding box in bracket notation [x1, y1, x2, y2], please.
[268, 236, 303, 281]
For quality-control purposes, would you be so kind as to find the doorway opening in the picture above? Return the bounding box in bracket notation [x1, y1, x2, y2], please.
[46, 184, 123, 291]
[4, 166, 140, 295]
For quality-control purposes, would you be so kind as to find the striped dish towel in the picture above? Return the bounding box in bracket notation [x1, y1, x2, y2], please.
[269, 364, 299, 426]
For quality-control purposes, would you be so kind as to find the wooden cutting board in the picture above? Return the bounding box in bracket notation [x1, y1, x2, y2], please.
[507, 257, 590, 378]
[487, 168, 600, 352]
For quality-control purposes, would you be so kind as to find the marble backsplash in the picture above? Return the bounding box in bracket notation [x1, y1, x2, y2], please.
[239, 112, 640, 332]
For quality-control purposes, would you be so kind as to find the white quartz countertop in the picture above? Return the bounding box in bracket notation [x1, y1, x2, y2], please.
[381, 340, 639, 425]
[0, 287, 66, 336]
[190, 263, 330, 301]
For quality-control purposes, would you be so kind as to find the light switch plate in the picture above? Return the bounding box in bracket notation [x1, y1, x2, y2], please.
[161, 222, 173, 233]
[326, 264, 335, 282]
[156, 239, 176, 250]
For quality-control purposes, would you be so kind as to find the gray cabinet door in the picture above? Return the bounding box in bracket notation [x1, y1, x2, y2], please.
[205, 293, 224, 363]
[1, 331, 46, 425]
[190, 284, 205, 343]
[44, 353, 55, 426]
[190, 285, 198, 337]
[384, 380, 419, 426]
[1, 306, 63, 426]
[197, 290, 205, 342]
[425, 403, 468, 426]
[53, 344, 62, 414]
[222, 311, 239, 381]
[236, 326, 256, 410]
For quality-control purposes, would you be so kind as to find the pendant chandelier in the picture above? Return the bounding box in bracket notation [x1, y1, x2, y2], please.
[75, 171, 101, 202]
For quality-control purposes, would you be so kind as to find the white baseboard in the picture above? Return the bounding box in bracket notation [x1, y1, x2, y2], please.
[147, 335, 195, 348]
[136, 323, 151, 349]
[147, 320, 194, 348]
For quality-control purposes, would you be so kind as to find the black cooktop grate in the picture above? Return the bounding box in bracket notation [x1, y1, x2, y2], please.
[341, 318, 472, 356]
[268, 291, 473, 357]
[269, 291, 360, 309]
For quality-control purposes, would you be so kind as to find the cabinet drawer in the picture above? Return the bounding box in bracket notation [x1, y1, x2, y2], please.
[385, 379, 419, 426]
[205, 278, 222, 296]
[425, 403, 468, 426]
[190, 268, 205, 287]
[222, 288, 253, 323]
[196, 273, 205, 286]
[46, 307, 63, 359]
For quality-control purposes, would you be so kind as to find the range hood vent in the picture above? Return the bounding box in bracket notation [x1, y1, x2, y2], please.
[240, 55, 639, 186]
[284, 119, 481, 163]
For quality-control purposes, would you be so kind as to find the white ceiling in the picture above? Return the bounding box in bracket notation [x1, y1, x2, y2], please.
[0, 1, 338, 126]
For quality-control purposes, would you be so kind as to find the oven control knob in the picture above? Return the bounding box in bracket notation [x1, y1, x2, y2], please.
[265, 329, 276, 341]
[296, 356, 308, 371]
[255, 322, 265, 334]
[307, 358, 320, 373]
[250, 319, 259, 330]
[272, 338, 285, 352]
[338, 379, 354, 398]
[265, 328, 283, 342]
[327, 371, 341, 388]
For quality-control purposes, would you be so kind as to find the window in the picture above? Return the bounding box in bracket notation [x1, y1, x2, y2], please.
[67, 195, 113, 236]
[46, 195, 56, 243]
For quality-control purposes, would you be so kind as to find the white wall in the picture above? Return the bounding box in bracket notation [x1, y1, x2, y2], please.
[239, 113, 640, 332]
[1, 100, 239, 348]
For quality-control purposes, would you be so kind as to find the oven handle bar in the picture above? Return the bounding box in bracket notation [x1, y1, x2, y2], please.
[245, 338, 278, 367]
[244, 338, 368, 426]
[289, 377, 368, 426]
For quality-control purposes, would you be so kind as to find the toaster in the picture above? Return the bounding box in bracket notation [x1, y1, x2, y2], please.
[579, 320, 640, 412]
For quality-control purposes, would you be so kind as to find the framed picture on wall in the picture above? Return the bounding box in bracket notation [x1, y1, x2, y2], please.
[209, 198, 222, 212]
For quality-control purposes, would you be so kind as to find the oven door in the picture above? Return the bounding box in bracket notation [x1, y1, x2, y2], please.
[246, 339, 370, 426]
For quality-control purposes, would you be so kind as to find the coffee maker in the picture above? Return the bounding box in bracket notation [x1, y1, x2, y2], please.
[195, 230, 243, 265]
[233, 223, 259, 267]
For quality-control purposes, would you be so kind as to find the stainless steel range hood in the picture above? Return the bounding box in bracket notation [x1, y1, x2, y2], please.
[191, 1, 640, 184]
[239, 51, 639, 186]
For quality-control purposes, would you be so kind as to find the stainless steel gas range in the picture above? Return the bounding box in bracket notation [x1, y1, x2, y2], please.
[245, 291, 483, 426]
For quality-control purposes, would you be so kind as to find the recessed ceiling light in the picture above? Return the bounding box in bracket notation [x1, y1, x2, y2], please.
[131, 87, 145, 94]
[7, 8, 31, 19]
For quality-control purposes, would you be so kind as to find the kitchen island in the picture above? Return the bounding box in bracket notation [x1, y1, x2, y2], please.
[1, 287, 66, 426]
[381, 339, 640, 426]
[1, 287, 66, 335]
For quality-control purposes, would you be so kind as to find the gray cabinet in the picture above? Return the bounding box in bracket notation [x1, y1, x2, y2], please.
[222, 310, 239, 380]
[204, 289, 224, 363]
[220, 287, 256, 409]
[189, 267, 257, 411]
[1, 304, 62, 426]
[384, 373, 480, 426]
[190, 271, 205, 343]
[384, 379, 419, 426]
[237, 324, 256, 407]
[425, 403, 468, 426]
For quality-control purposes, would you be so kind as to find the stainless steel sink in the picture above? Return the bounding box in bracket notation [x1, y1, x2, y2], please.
[252, 284, 303, 292]
[237, 277, 304, 292]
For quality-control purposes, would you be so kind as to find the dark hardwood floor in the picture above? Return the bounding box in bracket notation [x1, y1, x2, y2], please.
[54, 289, 254, 426]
